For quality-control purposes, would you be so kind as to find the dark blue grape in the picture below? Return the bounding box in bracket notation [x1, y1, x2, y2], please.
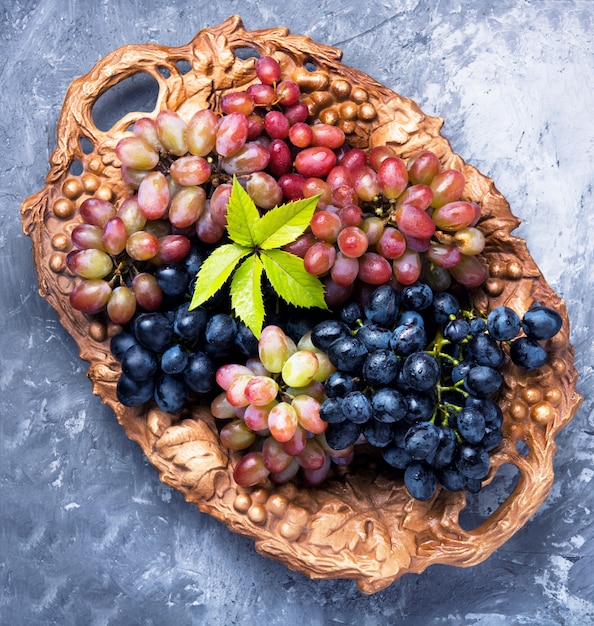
[174, 303, 208, 343]
[404, 421, 440, 460]
[362, 420, 393, 447]
[134, 312, 174, 352]
[382, 445, 412, 469]
[510, 337, 548, 369]
[443, 318, 471, 343]
[465, 396, 503, 428]
[451, 359, 475, 384]
[154, 263, 190, 301]
[481, 423, 503, 451]
[319, 397, 345, 423]
[465, 365, 504, 397]
[404, 391, 436, 423]
[456, 407, 486, 444]
[154, 374, 188, 413]
[468, 332, 505, 368]
[429, 291, 460, 324]
[522, 306, 562, 340]
[456, 444, 490, 480]
[400, 281, 433, 311]
[468, 317, 487, 335]
[339, 300, 363, 327]
[311, 319, 352, 351]
[324, 421, 360, 450]
[116, 373, 154, 407]
[327, 335, 368, 373]
[404, 461, 438, 500]
[430, 426, 458, 468]
[183, 352, 216, 393]
[396, 310, 425, 328]
[183, 241, 207, 277]
[401, 352, 440, 391]
[487, 306, 521, 341]
[285, 313, 316, 344]
[390, 323, 427, 357]
[160, 345, 189, 375]
[110, 331, 138, 362]
[371, 388, 407, 423]
[323, 371, 360, 399]
[205, 314, 237, 350]
[364, 284, 399, 327]
[121, 344, 159, 381]
[362, 349, 400, 386]
[341, 391, 372, 424]
[356, 324, 392, 351]
[234, 321, 258, 357]
[437, 466, 467, 492]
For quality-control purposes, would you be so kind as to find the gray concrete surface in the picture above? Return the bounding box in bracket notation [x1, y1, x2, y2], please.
[2, 1, 593, 624]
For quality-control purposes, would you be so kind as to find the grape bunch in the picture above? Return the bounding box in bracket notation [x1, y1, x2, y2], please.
[306, 282, 563, 501]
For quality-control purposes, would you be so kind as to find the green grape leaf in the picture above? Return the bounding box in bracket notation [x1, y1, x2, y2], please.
[260, 249, 329, 310]
[225, 176, 260, 246]
[230, 254, 265, 338]
[189, 243, 250, 309]
[255, 194, 321, 250]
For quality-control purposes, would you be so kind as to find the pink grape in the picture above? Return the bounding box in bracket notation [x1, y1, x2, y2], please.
[448, 254, 488, 287]
[131, 272, 162, 310]
[301, 450, 332, 486]
[225, 373, 254, 408]
[297, 438, 326, 470]
[278, 173, 305, 199]
[267, 138, 292, 177]
[337, 204, 363, 227]
[330, 251, 359, 286]
[268, 402, 298, 443]
[286, 380, 325, 401]
[255, 55, 281, 85]
[326, 165, 352, 190]
[216, 112, 249, 157]
[246, 172, 283, 210]
[169, 155, 211, 186]
[126, 230, 159, 261]
[280, 424, 307, 455]
[220, 142, 270, 175]
[155, 234, 191, 264]
[220, 420, 256, 451]
[120, 166, 149, 189]
[220, 91, 255, 116]
[332, 184, 358, 207]
[337, 226, 368, 258]
[352, 165, 381, 202]
[282, 232, 316, 258]
[187, 109, 218, 156]
[360, 216, 384, 246]
[311, 124, 345, 149]
[310, 210, 343, 242]
[395, 184, 433, 211]
[246, 83, 276, 106]
[133, 117, 164, 153]
[264, 110, 290, 139]
[284, 101, 309, 125]
[209, 183, 232, 227]
[245, 358, 269, 377]
[244, 376, 279, 407]
[244, 401, 275, 432]
[424, 243, 462, 269]
[69, 279, 112, 314]
[233, 451, 270, 487]
[430, 169, 466, 208]
[211, 392, 237, 419]
[281, 350, 319, 387]
[71, 223, 104, 250]
[377, 157, 408, 199]
[66, 248, 113, 279]
[294, 146, 337, 178]
[291, 395, 327, 435]
[117, 197, 147, 235]
[101, 216, 127, 255]
[262, 436, 294, 473]
[454, 226, 485, 255]
[79, 198, 116, 227]
[302, 178, 332, 207]
[137, 171, 170, 220]
[258, 325, 294, 373]
[216, 363, 254, 390]
[358, 252, 393, 285]
[247, 112, 265, 140]
[376, 226, 407, 259]
[115, 136, 160, 170]
[269, 458, 300, 484]
[168, 186, 206, 228]
[369, 144, 396, 171]
[304, 241, 336, 275]
[106, 285, 136, 324]
[288, 122, 313, 148]
[393, 203, 436, 239]
[407, 150, 442, 185]
[339, 148, 366, 170]
[196, 207, 225, 244]
[404, 235, 431, 252]
[323, 276, 354, 306]
[393, 248, 422, 284]
[432, 201, 477, 232]
[275, 80, 300, 106]
[156, 110, 188, 157]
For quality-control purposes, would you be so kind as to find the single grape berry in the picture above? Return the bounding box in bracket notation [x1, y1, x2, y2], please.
[401, 352, 440, 392]
[522, 306, 562, 340]
[404, 461, 438, 501]
[510, 337, 548, 369]
[487, 306, 521, 341]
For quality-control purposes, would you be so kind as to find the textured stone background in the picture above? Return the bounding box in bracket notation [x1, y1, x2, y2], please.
[2, 1, 593, 624]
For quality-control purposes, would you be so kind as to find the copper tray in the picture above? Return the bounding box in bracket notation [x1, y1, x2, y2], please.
[21, 16, 582, 593]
